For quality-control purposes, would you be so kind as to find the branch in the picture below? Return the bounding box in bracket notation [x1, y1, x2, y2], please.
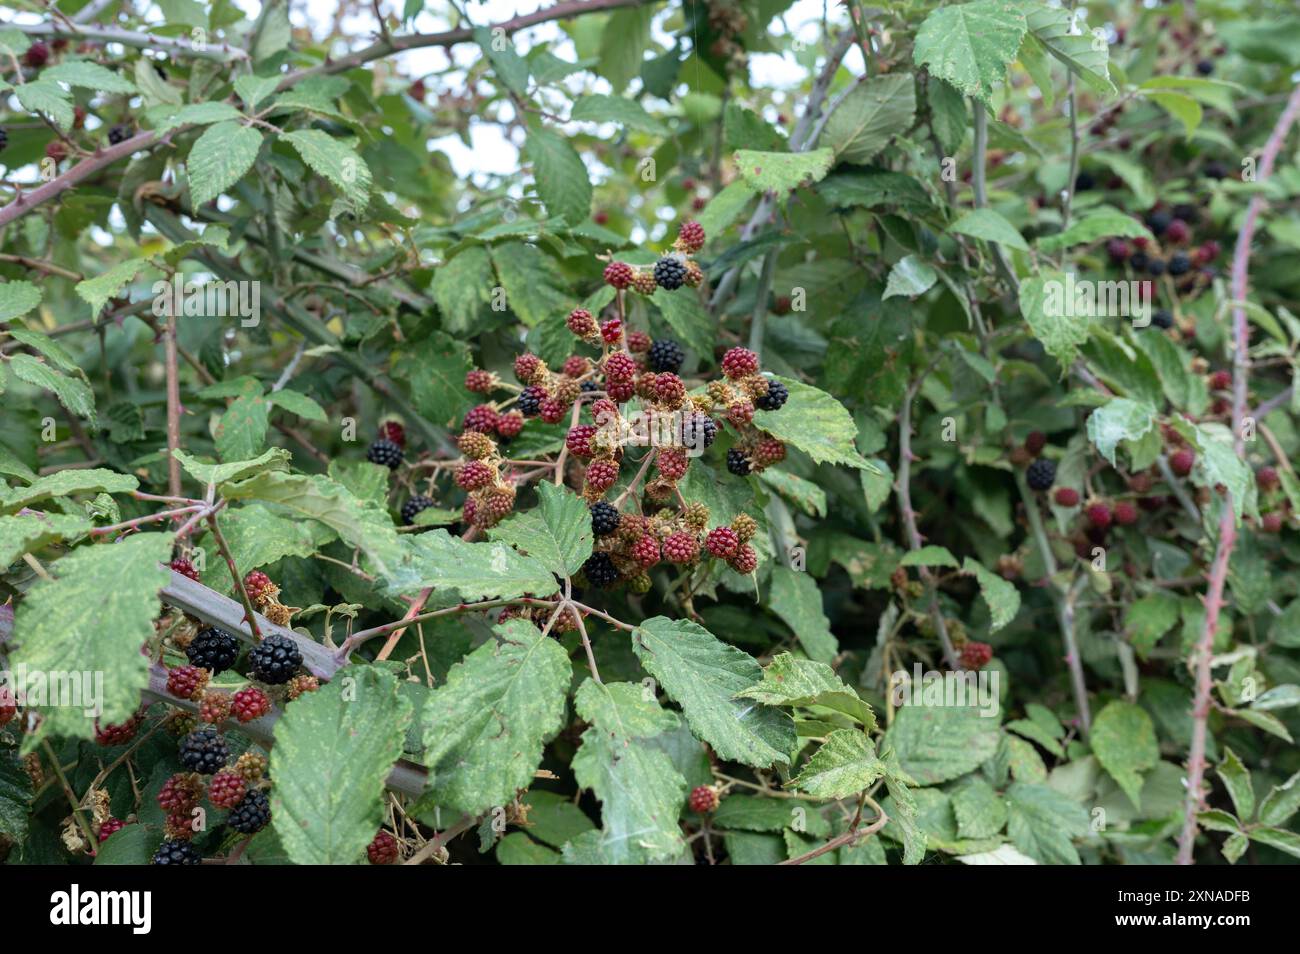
[1176, 80, 1300, 867]
[778, 796, 887, 865]
[10, 21, 250, 61]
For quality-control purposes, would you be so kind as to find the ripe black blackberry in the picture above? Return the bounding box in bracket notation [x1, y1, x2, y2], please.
[590, 501, 621, 536]
[1026, 458, 1057, 492]
[1074, 171, 1095, 192]
[647, 338, 685, 373]
[179, 727, 230, 774]
[0, 127, 7, 152]
[1146, 210, 1172, 235]
[227, 790, 271, 834]
[680, 412, 716, 450]
[1203, 160, 1228, 180]
[726, 448, 752, 476]
[152, 840, 201, 865]
[107, 124, 131, 146]
[401, 495, 434, 525]
[1195, 60, 1214, 76]
[580, 380, 601, 394]
[755, 380, 788, 411]
[1147, 258, 1166, 277]
[582, 552, 620, 588]
[247, 633, 302, 685]
[367, 438, 403, 469]
[518, 385, 546, 417]
[1167, 252, 1191, 276]
[1128, 250, 1149, 271]
[1151, 309, 1173, 330]
[186, 626, 239, 674]
[653, 256, 687, 290]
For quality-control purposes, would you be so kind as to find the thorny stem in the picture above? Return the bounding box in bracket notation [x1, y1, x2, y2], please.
[207, 514, 262, 640]
[779, 796, 888, 865]
[1176, 80, 1300, 867]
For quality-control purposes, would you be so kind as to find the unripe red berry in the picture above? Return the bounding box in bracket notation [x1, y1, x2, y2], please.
[378, 420, 406, 447]
[231, 686, 271, 723]
[95, 712, 143, 746]
[600, 318, 623, 344]
[513, 353, 542, 383]
[1086, 503, 1112, 529]
[457, 460, 495, 491]
[721, 347, 760, 379]
[170, 557, 200, 582]
[728, 543, 758, 574]
[752, 438, 786, 468]
[1114, 501, 1139, 526]
[590, 399, 619, 424]
[1024, 431, 1047, 454]
[463, 404, 500, 434]
[243, 570, 276, 604]
[1106, 238, 1130, 264]
[603, 261, 634, 289]
[1053, 487, 1080, 507]
[960, 642, 993, 670]
[626, 330, 652, 353]
[563, 355, 590, 377]
[678, 220, 706, 253]
[207, 771, 247, 809]
[166, 665, 208, 701]
[1257, 466, 1280, 492]
[607, 379, 635, 402]
[465, 368, 495, 393]
[1165, 218, 1191, 244]
[1170, 448, 1195, 476]
[495, 410, 524, 438]
[158, 773, 203, 813]
[540, 398, 568, 424]
[567, 308, 597, 337]
[1262, 512, 1284, 533]
[654, 372, 686, 405]
[585, 459, 620, 492]
[657, 447, 689, 481]
[604, 351, 637, 381]
[368, 830, 400, 864]
[198, 689, 232, 725]
[705, 527, 740, 559]
[727, 401, 755, 426]
[631, 535, 661, 568]
[688, 785, 719, 813]
[662, 531, 699, 564]
[1208, 370, 1231, 391]
[98, 818, 126, 843]
[567, 424, 597, 458]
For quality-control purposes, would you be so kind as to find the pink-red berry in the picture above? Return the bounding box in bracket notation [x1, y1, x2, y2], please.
[728, 544, 758, 574]
[166, 665, 208, 701]
[379, 420, 406, 447]
[600, 318, 623, 344]
[960, 642, 993, 670]
[657, 447, 689, 481]
[1054, 487, 1080, 507]
[604, 351, 636, 382]
[626, 330, 652, 353]
[463, 404, 500, 434]
[662, 531, 699, 564]
[207, 771, 247, 810]
[1114, 501, 1139, 526]
[705, 527, 739, 559]
[678, 220, 706, 253]
[567, 308, 597, 337]
[688, 785, 718, 813]
[1257, 466, 1280, 492]
[457, 460, 495, 491]
[170, 557, 200, 582]
[465, 368, 495, 393]
[721, 347, 760, 379]
[513, 353, 542, 383]
[98, 818, 126, 843]
[586, 460, 620, 493]
[566, 424, 597, 459]
[631, 535, 660, 568]
[1086, 503, 1112, 529]
[1170, 448, 1195, 477]
[231, 686, 271, 723]
[603, 262, 634, 290]
[495, 410, 524, 438]
[368, 830, 400, 864]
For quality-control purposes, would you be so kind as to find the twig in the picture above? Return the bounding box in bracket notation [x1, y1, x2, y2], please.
[164, 311, 182, 498]
[1176, 80, 1300, 867]
[206, 514, 262, 640]
[778, 796, 887, 865]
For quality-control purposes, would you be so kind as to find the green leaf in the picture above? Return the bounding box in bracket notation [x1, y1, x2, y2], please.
[75, 258, 153, 321]
[767, 565, 837, 664]
[1037, 206, 1153, 252]
[491, 242, 571, 328]
[822, 73, 916, 163]
[790, 730, 885, 799]
[0, 512, 92, 568]
[5, 328, 79, 373]
[133, 56, 181, 106]
[1125, 591, 1180, 657]
[12, 533, 171, 741]
[268, 388, 327, 423]
[201, 503, 325, 583]
[711, 794, 827, 835]
[1258, 769, 1300, 827]
[0, 751, 33, 844]
[390, 331, 473, 429]
[951, 778, 1008, 838]
[950, 208, 1030, 250]
[759, 469, 827, 518]
[282, 129, 372, 215]
[271, 665, 413, 864]
[1185, 421, 1252, 522]
[0, 280, 41, 322]
[1005, 781, 1089, 864]
[1148, 91, 1202, 138]
[432, 247, 494, 334]
[753, 377, 871, 469]
[154, 101, 243, 134]
[1091, 153, 1156, 208]
[223, 471, 407, 583]
[927, 77, 969, 153]
[525, 126, 591, 225]
[173, 447, 291, 489]
[901, 545, 959, 568]
[214, 380, 271, 461]
[188, 121, 264, 207]
[883, 255, 938, 299]
[421, 619, 571, 814]
[1090, 700, 1158, 809]
[737, 652, 875, 730]
[962, 557, 1021, 632]
[597, 6, 652, 92]
[15, 80, 73, 129]
[1086, 397, 1157, 467]
[733, 148, 835, 193]
[913, 0, 1028, 102]
[402, 529, 557, 603]
[0, 468, 138, 514]
[1024, 4, 1114, 96]
[1215, 748, 1255, 822]
[885, 704, 1001, 784]
[234, 74, 282, 110]
[1019, 269, 1090, 369]
[1247, 827, 1300, 860]
[474, 25, 529, 96]
[633, 617, 796, 769]
[882, 753, 925, 864]
[8, 355, 96, 427]
[570, 94, 668, 136]
[489, 481, 592, 578]
[568, 679, 686, 863]
[694, 179, 756, 235]
[654, 287, 714, 357]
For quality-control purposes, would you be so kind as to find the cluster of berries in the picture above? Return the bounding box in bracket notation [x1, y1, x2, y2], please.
[600, 219, 707, 295]
[151, 749, 272, 864]
[453, 429, 518, 530]
[367, 419, 408, 470]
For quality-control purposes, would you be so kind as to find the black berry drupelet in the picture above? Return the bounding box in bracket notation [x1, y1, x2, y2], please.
[107, 124, 131, 145]
[401, 495, 434, 525]
[179, 728, 230, 774]
[0, 128, 7, 152]
[518, 385, 546, 417]
[583, 552, 620, 588]
[1026, 458, 1057, 492]
[1195, 59, 1214, 76]
[186, 626, 239, 674]
[590, 501, 621, 536]
[1168, 252, 1191, 276]
[680, 412, 716, 450]
[647, 338, 685, 373]
[367, 438, 403, 469]
[152, 840, 202, 865]
[726, 448, 752, 476]
[247, 633, 302, 685]
[653, 256, 687, 290]
[227, 790, 271, 834]
[1151, 309, 1173, 330]
[755, 380, 788, 411]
